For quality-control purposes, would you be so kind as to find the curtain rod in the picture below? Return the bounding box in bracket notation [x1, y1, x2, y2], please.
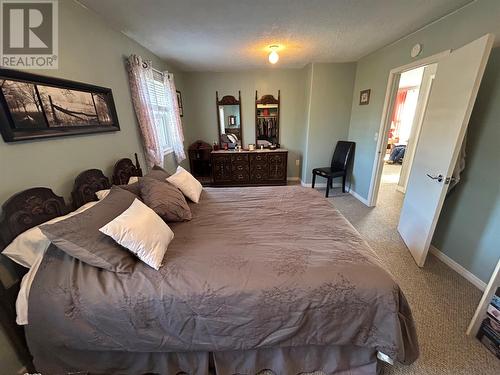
[152, 67, 174, 80]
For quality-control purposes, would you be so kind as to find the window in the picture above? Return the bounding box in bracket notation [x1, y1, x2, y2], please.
[146, 70, 173, 154]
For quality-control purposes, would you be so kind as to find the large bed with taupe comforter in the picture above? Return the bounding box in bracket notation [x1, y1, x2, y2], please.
[24, 185, 418, 374]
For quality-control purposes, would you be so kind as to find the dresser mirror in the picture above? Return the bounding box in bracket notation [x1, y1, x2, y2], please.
[216, 91, 242, 149]
[255, 90, 280, 147]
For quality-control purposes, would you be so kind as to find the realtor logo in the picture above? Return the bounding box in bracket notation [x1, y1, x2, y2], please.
[1, 0, 58, 69]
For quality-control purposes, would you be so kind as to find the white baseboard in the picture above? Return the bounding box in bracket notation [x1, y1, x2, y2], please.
[287, 177, 300, 182]
[300, 180, 342, 188]
[349, 189, 371, 206]
[429, 245, 486, 291]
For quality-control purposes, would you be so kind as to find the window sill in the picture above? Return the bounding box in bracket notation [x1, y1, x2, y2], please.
[163, 148, 174, 156]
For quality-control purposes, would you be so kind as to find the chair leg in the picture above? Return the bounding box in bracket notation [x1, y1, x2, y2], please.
[312, 172, 316, 188]
[342, 173, 347, 193]
[326, 178, 331, 198]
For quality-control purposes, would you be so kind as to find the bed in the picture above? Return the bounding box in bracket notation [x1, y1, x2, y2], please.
[0, 156, 418, 375]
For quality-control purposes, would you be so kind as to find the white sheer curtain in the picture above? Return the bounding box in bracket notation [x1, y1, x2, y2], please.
[126, 54, 186, 167]
[126, 55, 163, 167]
[163, 73, 186, 163]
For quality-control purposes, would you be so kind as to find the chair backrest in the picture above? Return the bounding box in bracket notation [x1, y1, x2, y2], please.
[331, 141, 355, 171]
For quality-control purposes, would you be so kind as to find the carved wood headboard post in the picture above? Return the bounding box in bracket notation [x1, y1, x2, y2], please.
[134, 152, 143, 177]
[0, 187, 66, 373]
[71, 169, 111, 209]
[112, 154, 143, 185]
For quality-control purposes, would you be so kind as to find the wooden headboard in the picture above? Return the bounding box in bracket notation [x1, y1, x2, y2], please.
[0, 154, 141, 371]
[112, 152, 143, 185]
[71, 169, 111, 209]
[0, 188, 67, 249]
[0, 187, 67, 372]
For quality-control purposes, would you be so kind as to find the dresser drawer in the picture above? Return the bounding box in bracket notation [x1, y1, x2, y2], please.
[230, 154, 249, 163]
[249, 153, 268, 164]
[232, 170, 250, 182]
[211, 150, 287, 186]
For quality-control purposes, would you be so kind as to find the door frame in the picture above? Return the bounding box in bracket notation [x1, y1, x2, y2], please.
[396, 63, 437, 193]
[366, 50, 451, 207]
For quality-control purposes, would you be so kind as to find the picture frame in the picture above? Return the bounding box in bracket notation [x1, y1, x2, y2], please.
[359, 89, 371, 105]
[0, 69, 120, 142]
[176, 90, 184, 117]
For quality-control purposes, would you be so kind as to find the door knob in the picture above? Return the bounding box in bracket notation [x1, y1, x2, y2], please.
[426, 174, 444, 182]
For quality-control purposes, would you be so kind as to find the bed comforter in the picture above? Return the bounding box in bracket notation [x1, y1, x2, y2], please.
[26, 186, 418, 372]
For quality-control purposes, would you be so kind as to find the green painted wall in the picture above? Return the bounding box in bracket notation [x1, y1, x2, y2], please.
[346, 0, 500, 282]
[433, 47, 500, 283]
[181, 68, 308, 178]
[182, 63, 356, 180]
[0, 0, 184, 370]
[0, 0, 184, 204]
[302, 63, 356, 184]
[347, 0, 500, 199]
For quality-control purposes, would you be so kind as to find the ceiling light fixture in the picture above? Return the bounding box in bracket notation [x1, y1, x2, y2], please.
[268, 45, 279, 64]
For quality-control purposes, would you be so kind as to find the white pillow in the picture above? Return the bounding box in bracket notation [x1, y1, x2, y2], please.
[96, 189, 110, 200]
[2, 201, 98, 268]
[99, 199, 173, 270]
[166, 166, 203, 203]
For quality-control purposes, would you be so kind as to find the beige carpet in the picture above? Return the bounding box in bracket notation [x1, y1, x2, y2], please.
[319, 164, 500, 374]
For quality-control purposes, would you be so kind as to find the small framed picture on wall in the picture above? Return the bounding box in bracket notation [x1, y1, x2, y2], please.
[176, 90, 184, 117]
[359, 89, 371, 105]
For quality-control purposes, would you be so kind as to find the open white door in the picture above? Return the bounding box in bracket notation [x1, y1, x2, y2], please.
[398, 34, 494, 267]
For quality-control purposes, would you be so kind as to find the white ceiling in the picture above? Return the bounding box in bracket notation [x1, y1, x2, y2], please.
[78, 0, 473, 72]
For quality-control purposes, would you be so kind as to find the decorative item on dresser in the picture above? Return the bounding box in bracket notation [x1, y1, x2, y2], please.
[188, 140, 213, 185]
[211, 149, 287, 186]
[112, 153, 143, 185]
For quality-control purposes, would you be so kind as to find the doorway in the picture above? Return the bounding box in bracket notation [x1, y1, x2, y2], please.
[380, 63, 437, 204]
[368, 35, 493, 267]
[367, 50, 449, 208]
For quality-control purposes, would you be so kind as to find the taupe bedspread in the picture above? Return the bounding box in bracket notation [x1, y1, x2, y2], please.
[26, 186, 418, 369]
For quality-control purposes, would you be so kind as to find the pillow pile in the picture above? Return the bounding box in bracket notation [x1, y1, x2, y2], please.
[43, 166, 202, 271]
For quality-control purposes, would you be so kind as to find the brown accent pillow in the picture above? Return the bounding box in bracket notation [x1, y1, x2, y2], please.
[139, 177, 192, 222]
[145, 165, 171, 181]
[119, 181, 141, 197]
[40, 186, 137, 273]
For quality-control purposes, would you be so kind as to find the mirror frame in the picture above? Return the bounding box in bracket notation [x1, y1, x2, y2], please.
[255, 90, 280, 147]
[216, 91, 242, 148]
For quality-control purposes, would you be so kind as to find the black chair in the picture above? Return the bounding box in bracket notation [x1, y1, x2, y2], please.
[312, 141, 355, 198]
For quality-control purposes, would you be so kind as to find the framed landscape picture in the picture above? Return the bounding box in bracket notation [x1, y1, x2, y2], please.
[0, 69, 120, 142]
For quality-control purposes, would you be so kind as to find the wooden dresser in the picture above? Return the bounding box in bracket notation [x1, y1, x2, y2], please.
[211, 149, 288, 186]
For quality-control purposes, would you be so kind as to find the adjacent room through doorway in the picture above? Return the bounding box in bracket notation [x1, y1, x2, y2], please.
[380, 63, 437, 208]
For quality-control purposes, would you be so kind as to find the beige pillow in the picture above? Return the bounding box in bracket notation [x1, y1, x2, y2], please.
[99, 198, 174, 270]
[96, 182, 141, 201]
[167, 166, 203, 203]
[96, 189, 110, 200]
[128, 176, 139, 184]
[139, 177, 192, 222]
